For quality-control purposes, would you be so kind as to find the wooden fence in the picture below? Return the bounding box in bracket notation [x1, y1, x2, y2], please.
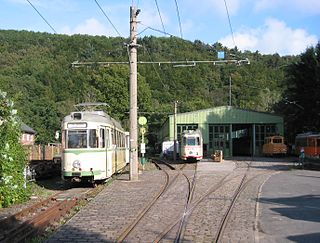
[24, 144, 61, 161]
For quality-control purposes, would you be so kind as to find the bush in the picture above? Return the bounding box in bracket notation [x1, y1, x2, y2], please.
[0, 91, 28, 207]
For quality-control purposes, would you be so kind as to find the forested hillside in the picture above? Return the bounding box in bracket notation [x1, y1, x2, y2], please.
[0, 30, 318, 144]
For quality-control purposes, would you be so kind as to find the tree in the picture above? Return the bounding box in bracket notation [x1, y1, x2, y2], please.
[0, 91, 28, 207]
[277, 43, 320, 141]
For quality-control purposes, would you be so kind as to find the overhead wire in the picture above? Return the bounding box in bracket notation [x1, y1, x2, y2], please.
[25, 0, 57, 34]
[137, 23, 176, 37]
[94, 0, 123, 37]
[154, 0, 166, 33]
[223, 0, 236, 47]
[93, 0, 133, 67]
[173, 0, 183, 39]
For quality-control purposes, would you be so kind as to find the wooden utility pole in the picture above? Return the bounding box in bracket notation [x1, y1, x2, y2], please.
[173, 100, 178, 162]
[229, 76, 232, 106]
[129, 6, 139, 181]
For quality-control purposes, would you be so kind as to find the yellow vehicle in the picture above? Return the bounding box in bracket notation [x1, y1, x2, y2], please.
[262, 136, 287, 156]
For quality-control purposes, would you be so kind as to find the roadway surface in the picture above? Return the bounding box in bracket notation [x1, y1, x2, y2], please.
[257, 169, 320, 243]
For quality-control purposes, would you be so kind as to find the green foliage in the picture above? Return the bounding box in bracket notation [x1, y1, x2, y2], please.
[0, 91, 28, 208]
[0, 29, 314, 147]
[275, 43, 320, 141]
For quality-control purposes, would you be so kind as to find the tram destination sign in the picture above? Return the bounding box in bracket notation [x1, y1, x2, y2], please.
[67, 122, 87, 128]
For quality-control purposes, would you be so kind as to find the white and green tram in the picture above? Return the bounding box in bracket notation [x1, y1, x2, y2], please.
[61, 110, 129, 184]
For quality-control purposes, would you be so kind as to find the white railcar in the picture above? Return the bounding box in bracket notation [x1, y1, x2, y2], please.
[180, 130, 203, 161]
[61, 110, 129, 184]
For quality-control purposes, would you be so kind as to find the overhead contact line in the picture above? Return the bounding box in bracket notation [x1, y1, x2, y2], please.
[26, 0, 57, 34]
[173, 0, 183, 38]
[94, 0, 123, 37]
[224, 0, 236, 47]
[154, 0, 166, 33]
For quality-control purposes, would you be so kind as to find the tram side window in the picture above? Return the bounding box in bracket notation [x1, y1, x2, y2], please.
[89, 129, 98, 148]
[106, 129, 110, 148]
[116, 131, 120, 147]
[120, 134, 124, 147]
[111, 129, 115, 145]
[100, 128, 105, 148]
[67, 130, 87, 148]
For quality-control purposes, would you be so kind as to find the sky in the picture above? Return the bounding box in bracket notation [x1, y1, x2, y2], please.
[0, 0, 319, 56]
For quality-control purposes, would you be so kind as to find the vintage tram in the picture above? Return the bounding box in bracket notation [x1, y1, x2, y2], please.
[295, 132, 320, 158]
[180, 130, 203, 161]
[262, 135, 287, 156]
[61, 109, 129, 184]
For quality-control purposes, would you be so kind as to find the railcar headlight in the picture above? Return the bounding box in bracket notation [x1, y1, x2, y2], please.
[73, 160, 81, 168]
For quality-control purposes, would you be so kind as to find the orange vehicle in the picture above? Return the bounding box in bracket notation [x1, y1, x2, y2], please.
[262, 136, 287, 156]
[295, 133, 320, 158]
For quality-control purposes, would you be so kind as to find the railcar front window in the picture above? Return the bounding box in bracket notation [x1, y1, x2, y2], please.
[273, 138, 283, 144]
[187, 138, 197, 146]
[67, 130, 87, 148]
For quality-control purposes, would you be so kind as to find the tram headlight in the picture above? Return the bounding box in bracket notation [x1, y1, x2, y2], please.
[73, 160, 81, 168]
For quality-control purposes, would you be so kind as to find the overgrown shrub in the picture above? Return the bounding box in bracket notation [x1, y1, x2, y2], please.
[0, 91, 28, 208]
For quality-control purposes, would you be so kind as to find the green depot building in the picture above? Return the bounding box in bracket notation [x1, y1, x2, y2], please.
[158, 106, 284, 157]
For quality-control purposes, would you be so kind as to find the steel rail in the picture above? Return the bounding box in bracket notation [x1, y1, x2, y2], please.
[0, 185, 97, 242]
[153, 172, 234, 243]
[1, 199, 77, 242]
[175, 163, 198, 243]
[214, 169, 274, 243]
[214, 173, 248, 243]
[154, 160, 251, 242]
[116, 159, 172, 242]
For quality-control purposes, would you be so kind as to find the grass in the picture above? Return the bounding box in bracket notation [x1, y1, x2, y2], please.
[27, 180, 58, 199]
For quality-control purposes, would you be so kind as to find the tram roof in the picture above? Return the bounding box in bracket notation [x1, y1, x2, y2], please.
[63, 110, 124, 130]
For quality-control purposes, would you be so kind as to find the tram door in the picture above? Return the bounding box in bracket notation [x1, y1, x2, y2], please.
[125, 132, 130, 164]
[99, 127, 107, 178]
[105, 128, 112, 177]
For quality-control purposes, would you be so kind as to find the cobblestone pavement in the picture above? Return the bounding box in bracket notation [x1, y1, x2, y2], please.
[46, 170, 165, 242]
[45, 158, 319, 243]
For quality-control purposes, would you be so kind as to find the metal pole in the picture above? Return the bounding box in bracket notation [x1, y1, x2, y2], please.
[173, 101, 178, 162]
[129, 6, 138, 181]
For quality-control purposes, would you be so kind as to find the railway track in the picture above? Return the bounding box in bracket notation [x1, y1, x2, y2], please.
[0, 186, 97, 242]
[117, 158, 198, 242]
[41, 157, 291, 242]
[154, 158, 277, 242]
[118, 158, 263, 242]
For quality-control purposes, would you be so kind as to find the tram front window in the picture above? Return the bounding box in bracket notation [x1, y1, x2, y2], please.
[67, 130, 87, 148]
[186, 137, 199, 146]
